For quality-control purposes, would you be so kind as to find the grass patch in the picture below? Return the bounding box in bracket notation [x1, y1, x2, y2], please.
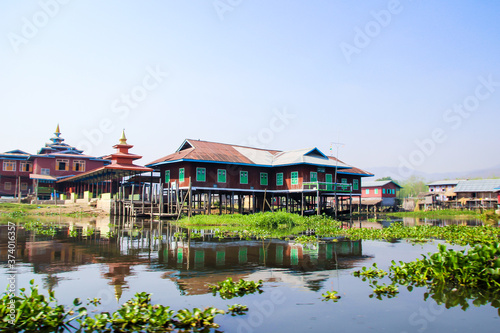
[387, 209, 484, 219]
[177, 212, 342, 240]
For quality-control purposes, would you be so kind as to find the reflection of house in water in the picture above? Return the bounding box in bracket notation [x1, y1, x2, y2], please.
[157, 238, 366, 295]
[1, 222, 370, 298]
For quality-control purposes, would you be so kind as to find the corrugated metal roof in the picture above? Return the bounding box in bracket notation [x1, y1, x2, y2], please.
[362, 179, 402, 188]
[148, 139, 355, 169]
[338, 166, 373, 177]
[426, 180, 464, 186]
[454, 179, 500, 192]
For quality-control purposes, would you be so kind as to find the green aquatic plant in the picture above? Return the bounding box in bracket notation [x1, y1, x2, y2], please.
[86, 298, 101, 307]
[355, 242, 500, 313]
[23, 221, 58, 237]
[227, 304, 249, 315]
[209, 277, 263, 299]
[321, 290, 341, 301]
[294, 235, 319, 244]
[0, 280, 86, 332]
[174, 307, 225, 329]
[353, 263, 388, 279]
[1, 284, 228, 332]
[369, 281, 399, 299]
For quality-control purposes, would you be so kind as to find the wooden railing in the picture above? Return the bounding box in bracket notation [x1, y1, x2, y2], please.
[302, 182, 352, 193]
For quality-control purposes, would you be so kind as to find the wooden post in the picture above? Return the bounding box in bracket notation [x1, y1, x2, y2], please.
[188, 177, 192, 219]
[231, 192, 235, 214]
[208, 191, 212, 215]
[17, 176, 21, 203]
[349, 194, 353, 218]
[159, 183, 164, 215]
[301, 192, 304, 216]
[131, 184, 135, 217]
[317, 189, 320, 215]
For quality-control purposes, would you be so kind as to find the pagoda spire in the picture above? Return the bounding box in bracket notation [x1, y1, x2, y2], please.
[119, 129, 128, 145]
[50, 124, 64, 145]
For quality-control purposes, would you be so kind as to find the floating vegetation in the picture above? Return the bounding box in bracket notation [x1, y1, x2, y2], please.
[178, 212, 500, 245]
[0, 280, 86, 332]
[354, 242, 500, 313]
[23, 221, 58, 237]
[294, 235, 319, 244]
[174, 307, 225, 329]
[369, 281, 399, 299]
[209, 277, 263, 299]
[353, 263, 388, 279]
[321, 290, 341, 302]
[387, 209, 483, 219]
[1, 282, 227, 332]
[336, 223, 500, 246]
[227, 304, 249, 316]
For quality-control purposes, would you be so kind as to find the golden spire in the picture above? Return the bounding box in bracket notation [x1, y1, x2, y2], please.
[114, 284, 122, 303]
[55, 123, 61, 136]
[119, 129, 127, 145]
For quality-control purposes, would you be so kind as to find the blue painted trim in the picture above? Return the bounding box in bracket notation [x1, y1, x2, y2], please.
[337, 172, 374, 177]
[148, 159, 351, 170]
[304, 147, 328, 159]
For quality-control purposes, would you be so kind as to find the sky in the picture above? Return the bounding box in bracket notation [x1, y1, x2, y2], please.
[1, 0, 499, 180]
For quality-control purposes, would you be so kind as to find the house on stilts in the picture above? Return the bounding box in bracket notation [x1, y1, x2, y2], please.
[145, 139, 373, 217]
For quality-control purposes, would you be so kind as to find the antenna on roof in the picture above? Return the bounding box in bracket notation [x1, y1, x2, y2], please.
[331, 140, 345, 219]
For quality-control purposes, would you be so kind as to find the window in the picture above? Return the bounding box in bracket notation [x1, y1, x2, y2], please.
[21, 183, 28, 191]
[56, 159, 69, 171]
[179, 168, 185, 182]
[375, 188, 379, 194]
[20, 162, 32, 172]
[41, 168, 50, 175]
[353, 179, 359, 190]
[341, 178, 348, 190]
[3, 161, 15, 171]
[383, 188, 386, 194]
[291, 171, 298, 185]
[260, 172, 268, 186]
[196, 167, 206, 182]
[365, 189, 370, 194]
[276, 172, 283, 186]
[73, 160, 85, 172]
[310, 172, 317, 182]
[240, 171, 248, 184]
[217, 169, 226, 183]
[4, 182, 12, 190]
[165, 170, 170, 183]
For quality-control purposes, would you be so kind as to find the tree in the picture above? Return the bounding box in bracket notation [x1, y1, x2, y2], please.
[397, 175, 428, 198]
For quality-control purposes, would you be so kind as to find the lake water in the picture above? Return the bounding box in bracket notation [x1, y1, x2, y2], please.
[1, 215, 499, 332]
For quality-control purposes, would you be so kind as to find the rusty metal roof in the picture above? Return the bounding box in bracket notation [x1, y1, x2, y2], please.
[148, 139, 361, 169]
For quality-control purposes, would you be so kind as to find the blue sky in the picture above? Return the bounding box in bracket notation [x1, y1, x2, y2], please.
[1, 0, 499, 178]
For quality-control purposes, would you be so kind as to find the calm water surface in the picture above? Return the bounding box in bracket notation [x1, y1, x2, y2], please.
[0, 215, 498, 332]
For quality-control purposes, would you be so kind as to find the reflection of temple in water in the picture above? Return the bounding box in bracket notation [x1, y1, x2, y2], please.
[0, 219, 370, 298]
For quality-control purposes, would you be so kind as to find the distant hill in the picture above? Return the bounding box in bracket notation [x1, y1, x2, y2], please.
[365, 164, 500, 182]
